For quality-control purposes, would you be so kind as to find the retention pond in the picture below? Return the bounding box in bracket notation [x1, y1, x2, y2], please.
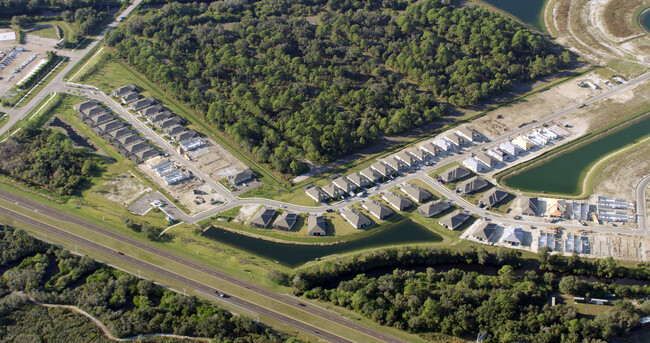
[641, 8, 650, 33]
[202, 219, 443, 268]
[479, 0, 547, 31]
[501, 114, 650, 195]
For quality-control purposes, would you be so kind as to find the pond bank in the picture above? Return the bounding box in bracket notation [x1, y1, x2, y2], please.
[499, 112, 650, 196]
[201, 219, 443, 267]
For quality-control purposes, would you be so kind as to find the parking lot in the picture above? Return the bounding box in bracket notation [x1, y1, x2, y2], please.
[0, 29, 60, 100]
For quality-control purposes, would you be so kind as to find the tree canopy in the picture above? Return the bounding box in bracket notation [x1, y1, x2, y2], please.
[106, 0, 570, 174]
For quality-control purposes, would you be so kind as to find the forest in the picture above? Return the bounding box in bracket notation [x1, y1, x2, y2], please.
[0, 0, 120, 17]
[0, 225, 301, 342]
[0, 123, 97, 196]
[270, 246, 650, 342]
[104, 0, 570, 174]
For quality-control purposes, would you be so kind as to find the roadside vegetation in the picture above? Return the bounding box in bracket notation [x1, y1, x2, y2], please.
[0, 122, 97, 197]
[0, 225, 301, 342]
[103, 0, 570, 175]
[272, 246, 650, 342]
[4, 0, 120, 47]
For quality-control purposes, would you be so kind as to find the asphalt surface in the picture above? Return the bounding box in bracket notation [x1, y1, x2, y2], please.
[636, 175, 650, 231]
[0, 0, 143, 138]
[0, 189, 406, 343]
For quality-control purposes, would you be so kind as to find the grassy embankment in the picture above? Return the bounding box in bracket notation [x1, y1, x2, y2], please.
[496, 106, 650, 198]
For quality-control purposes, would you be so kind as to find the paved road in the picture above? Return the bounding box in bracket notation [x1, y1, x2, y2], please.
[636, 175, 650, 231]
[0, 0, 143, 137]
[186, 71, 650, 222]
[0, 189, 407, 343]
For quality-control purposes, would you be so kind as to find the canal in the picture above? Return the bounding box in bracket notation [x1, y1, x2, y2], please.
[480, 0, 547, 31]
[502, 114, 650, 195]
[202, 219, 443, 267]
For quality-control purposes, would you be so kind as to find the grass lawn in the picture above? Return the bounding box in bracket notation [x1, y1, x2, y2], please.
[0, 207, 423, 343]
[80, 52, 285, 190]
[428, 161, 460, 178]
[407, 178, 445, 199]
[49, 21, 74, 40]
[29, 25, 59, 39]
[490, 193, 517, 214]
[462, 183, 494, 205]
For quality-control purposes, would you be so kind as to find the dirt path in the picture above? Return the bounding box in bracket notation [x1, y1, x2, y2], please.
[16, 292, 210, 342]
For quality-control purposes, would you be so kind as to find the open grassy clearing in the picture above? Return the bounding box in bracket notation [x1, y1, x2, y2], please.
[29, 25, 59, 40]
[602, 0, 649, 38]
[591, 139, 650, 199]
[564, 78, 650, 131]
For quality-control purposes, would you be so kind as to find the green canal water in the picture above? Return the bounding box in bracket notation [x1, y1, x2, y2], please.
[202, 219, 443, 267]
[502, 114, 650, 195]
[480, 0, 547, 31]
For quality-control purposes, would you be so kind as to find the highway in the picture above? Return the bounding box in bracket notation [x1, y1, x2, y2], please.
[0, 189, 407, 343]
[636, 175, 650, 231]
[0, 1, 648, 340]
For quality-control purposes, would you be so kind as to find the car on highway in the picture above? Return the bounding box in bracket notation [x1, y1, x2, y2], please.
[298, 302, 306, 307]
[116, 251, 124, 255]
[217, 291, 227, 297]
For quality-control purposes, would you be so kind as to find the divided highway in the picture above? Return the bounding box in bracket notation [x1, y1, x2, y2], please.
[0, 189, 407, 343]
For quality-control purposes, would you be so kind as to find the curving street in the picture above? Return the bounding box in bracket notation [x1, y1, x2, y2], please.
[636, 175, 650, 231]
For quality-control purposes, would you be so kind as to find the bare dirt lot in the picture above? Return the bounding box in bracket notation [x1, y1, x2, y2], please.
[0, 31, 60, 99]
[94, 171, 151, 206]
[592, 142, 650, 199]
[560, 78, 650, 132]
[546, 0, 649, 76]
[233, 204, 259, 224]
[589, 233, 650, 261]
[474, 74, 601, 139]
[185, 137, 248, 184]
[137, 163, 225, 215]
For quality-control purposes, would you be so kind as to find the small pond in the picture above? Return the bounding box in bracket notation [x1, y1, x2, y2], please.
[480, 0, 547, 31]
[202, 219, 443, 268]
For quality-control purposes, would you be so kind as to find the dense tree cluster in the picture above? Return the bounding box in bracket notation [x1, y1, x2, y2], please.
[105, 0, 568, 174]
[303, 267, 645, 341]
[0, 0, 119, 16]
[275, 246, 650, 342]
[0, 125, 97, 196]
[0, 226, 300, 342]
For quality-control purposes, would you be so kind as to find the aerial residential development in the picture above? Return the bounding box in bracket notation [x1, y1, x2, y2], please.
[0, 0, 649, 342]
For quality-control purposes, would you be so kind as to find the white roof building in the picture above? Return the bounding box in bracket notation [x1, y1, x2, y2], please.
[462, 157, 487, 173]
[499, 141, 521, 156]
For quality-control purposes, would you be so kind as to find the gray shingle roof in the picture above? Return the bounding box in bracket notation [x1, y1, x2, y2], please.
[458, 176, 489, 194]
[273, 212, 297, 230]
[381, 192, 413, 211]
[439, 211, 471, 230]
[362, 200, 393, 220]
[308, 216, 327, 235]
[441, 166, 470, 182]
[250, 208, 276, 228]
[417, 200, 451, 218]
